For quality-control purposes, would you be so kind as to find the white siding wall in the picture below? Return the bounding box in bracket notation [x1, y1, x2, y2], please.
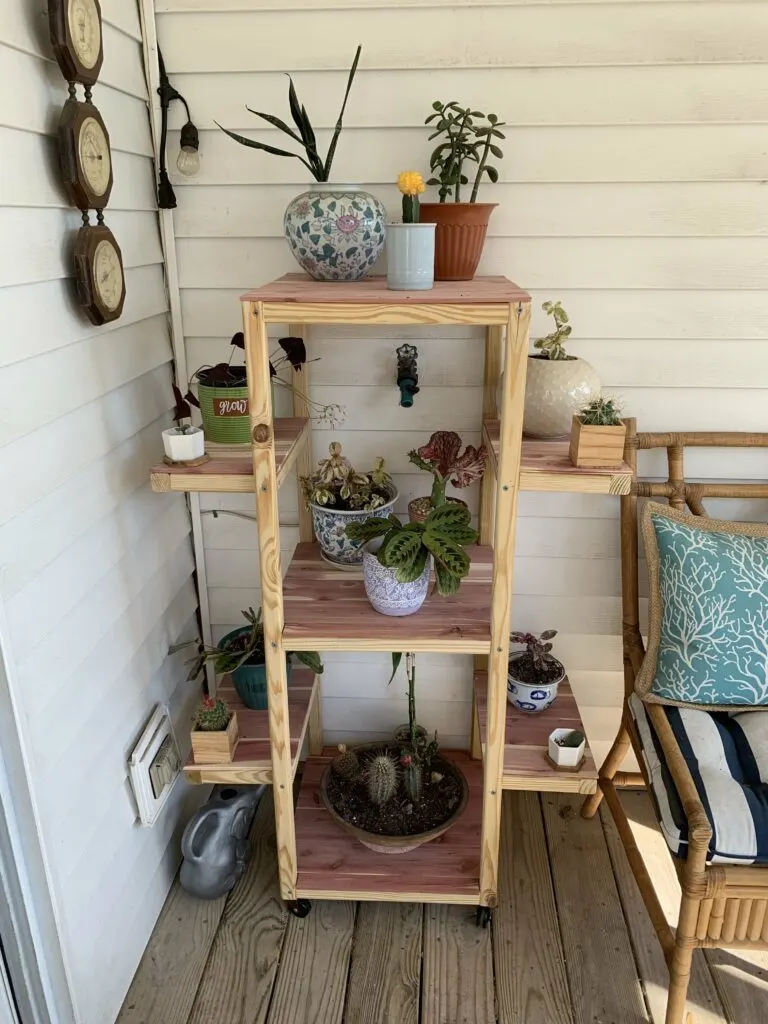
[0, 2, 199, 1022]
[156, 0, 768, 766]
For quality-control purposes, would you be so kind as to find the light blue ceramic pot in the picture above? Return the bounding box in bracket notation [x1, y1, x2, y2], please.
[284, 184, 386, 282]
[310, 486, 398, 567]
[362, 539, 431, 617]
[506, 653, 565, 713]
[386, 223, 436, 291]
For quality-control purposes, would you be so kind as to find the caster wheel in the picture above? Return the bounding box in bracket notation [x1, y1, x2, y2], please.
[287, 899, 312, 918]
[475, 906, 492, 928]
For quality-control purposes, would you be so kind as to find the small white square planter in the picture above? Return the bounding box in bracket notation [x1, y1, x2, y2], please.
[547, 728, 586, 770]
[162, 426, 205, 463]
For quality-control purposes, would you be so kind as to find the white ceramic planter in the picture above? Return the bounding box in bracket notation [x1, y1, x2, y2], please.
[522, 355, 601, 438]
[386, 223, 436, 291]
[362, 538, 431, 617]
[162, 426, 205, 462]
[548, 728, 586, 769]
[507, 654, 565, 713]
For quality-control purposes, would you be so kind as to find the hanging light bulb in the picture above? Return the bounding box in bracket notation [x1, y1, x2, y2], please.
[176, 120, 201, 177]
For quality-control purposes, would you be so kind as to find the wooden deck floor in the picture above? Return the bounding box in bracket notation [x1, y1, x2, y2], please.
[117, 790, 768, 1024]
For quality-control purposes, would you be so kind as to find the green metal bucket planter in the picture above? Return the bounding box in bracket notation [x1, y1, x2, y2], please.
[197, 382, 251, 444]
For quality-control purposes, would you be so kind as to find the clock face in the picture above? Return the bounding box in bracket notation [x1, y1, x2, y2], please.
[67, 0, 101, 71]
[93, 238, 124, 312]
[78, 116, 111, 197]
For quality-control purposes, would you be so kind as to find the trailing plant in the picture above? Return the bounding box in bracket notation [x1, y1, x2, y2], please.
[424, 101, 505, 203]
[169, 384, 196, 435]
[346, 502, 478, 597]
[187, 607, 323, 678]
[578, 396, 623, 427]
[332, 744, 361, 783]
[300, 441, 393, 511]
[185, 333, 345, 429]
[193, 696, 231, 732]
[216, 45, 362, 182]
[398, 170, 425, 223]
[533, 301, 573, 361]
[366, 754, 399, 806]
[509, 629, 561, 676]
[408, 431, 487, 508]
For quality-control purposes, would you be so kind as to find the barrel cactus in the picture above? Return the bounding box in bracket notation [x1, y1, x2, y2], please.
[366, 754, 399, 806]
[193, 696, 231, 732]
[332, 744, 361, 783]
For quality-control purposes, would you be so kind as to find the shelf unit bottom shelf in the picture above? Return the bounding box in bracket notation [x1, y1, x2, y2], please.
[294, 751, 483, 904]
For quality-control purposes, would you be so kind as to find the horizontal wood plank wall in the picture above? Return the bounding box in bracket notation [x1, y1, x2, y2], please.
[0, 2, 198, 1022]
[156, 0, 768, 764]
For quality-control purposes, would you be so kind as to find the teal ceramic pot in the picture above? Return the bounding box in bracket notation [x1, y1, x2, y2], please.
[284, 184, 386, 282]
[219, 626, 292, 710]
[386, 223, 436, 291]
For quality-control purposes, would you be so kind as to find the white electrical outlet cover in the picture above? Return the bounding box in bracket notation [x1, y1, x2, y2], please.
[129, 705, 181, 827]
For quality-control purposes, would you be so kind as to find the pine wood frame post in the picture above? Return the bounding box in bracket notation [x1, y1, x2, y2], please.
[479, 302, 531, 905]
[243, 300, 297, 901]
[289, 322, 314, 543]
[472, 324, 504, 759]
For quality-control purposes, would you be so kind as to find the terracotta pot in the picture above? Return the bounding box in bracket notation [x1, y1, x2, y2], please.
[320, 745, 469, 854]
[408, 495, 468, 524]
[419, 203, 496, 281]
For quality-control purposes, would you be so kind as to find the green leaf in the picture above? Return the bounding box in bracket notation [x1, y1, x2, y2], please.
[490, 144, 503, 158]
[434, 560, 461, 597]
[395, 545, 429, 584]
[422, 532, 470, 579]
[488, 113, 499, 124]
[380, 530, 422, 570]
[485, 166, 499, 183]
[345, 516, 392, 542]
[323, 43, 362, 178]
[245, 107, 304, 145]
[387, 652, 403, 685]
[215, 123, 314, 173]
[424, 502, 472, 532]
[293, 650, 324, 674]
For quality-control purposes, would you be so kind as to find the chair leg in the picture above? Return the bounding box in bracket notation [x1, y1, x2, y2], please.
[665, 891, 700, 1024]
[581, 723, 632, 819]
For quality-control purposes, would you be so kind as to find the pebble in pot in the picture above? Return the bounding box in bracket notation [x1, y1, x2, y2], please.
[507, 629, 565, 713]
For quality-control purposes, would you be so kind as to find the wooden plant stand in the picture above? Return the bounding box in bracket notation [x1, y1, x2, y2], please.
[150, 274, 631, 919]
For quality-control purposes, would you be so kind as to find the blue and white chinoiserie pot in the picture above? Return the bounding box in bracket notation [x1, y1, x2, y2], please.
[362, 538, 431, 617]
[284, 184, 386, 282]
[311, 485, 398, 568]
[507, 653, 565, 713]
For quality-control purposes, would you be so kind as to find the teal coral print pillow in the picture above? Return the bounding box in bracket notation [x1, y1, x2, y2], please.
[636, 503, 768, 709]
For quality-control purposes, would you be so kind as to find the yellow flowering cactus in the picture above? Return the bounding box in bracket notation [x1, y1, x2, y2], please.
[397, 170, 425, 223]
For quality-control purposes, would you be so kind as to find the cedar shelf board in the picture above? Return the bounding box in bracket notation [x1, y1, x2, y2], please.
[241, 273, 530, 305]
[150, 418, 308, 494]
[282, 543, 494, 653]
[183, 669, 317, 786]
[295, 750, 482, 904]
[474, 672, 598, 794]
[484, 421, 632, 496]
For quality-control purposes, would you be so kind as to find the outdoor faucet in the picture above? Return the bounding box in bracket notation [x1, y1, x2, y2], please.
[396, 343, 420, 408]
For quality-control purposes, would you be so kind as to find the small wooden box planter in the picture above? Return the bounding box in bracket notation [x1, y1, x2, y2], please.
[190, 711, 239, 764]
[569, 417, 626, 469]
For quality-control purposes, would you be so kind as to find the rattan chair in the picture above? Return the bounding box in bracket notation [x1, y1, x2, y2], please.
[581, 420, 768, 1024]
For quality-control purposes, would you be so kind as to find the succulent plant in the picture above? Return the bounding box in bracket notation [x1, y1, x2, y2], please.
[557, 730, 585, 748]
[424, 101, 506, 203]
[190, 607, 323, 678]
[408, 431, 487, 509]
[366, 754, 399, 806]
[400, 755, 423, 803]
[346, 502, 478, 597]
[510, 629, 561, 674]
[579, 396, 623, 427]
[300, 442, 393, 512]
[534, 301, 573, 361]
[193, 696, 231, 732]
[332, 744, 361, 783]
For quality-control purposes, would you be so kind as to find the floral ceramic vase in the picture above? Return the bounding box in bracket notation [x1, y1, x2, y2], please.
[522, 355, 601, 439]
[362, 539, 431, 617]
[311, 486, 399, 568]
[284, 184, 386, 282]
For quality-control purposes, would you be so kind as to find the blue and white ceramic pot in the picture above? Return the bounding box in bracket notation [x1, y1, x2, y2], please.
[386, 223, 436, 291]
[507, 653, 565, 713]
[311, 486, 398, 567]
[284, 184, 386, 282]
[361, 538, 431, 617]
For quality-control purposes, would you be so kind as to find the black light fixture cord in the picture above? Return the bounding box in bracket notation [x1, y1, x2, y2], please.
[157, 48, 194, 210]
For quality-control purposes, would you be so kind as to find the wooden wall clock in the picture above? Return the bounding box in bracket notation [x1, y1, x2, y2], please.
[73, 220, 126, 325]
[49, 0, 104, 87]
[58, 98, 113, 210]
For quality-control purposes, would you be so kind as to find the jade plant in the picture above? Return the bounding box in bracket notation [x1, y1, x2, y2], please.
[533, 301, 573, 361]
[346, 502, 478, 597]
[425, 101, 506, 202]
[408, 431, 487, 509]
[217, 45, 361, 182]
[300, 441, 393, 512]
[193, 695, 231, 732]
[187, 607, 323, 678]
[578, 396, 623, 427]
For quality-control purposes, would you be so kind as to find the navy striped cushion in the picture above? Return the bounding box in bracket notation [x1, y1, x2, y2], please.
[630, 695, 768, 864]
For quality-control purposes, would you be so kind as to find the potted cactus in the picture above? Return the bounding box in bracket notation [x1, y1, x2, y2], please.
[346, 502, 478, 616]
[190, 696, 239, 764]
[407, 430, 487, 522]
[507, 629, 566, 713]
[300, 442, 397, 566]
[162, 384, 205, 464]
[569, 396, 626, 468]
[420, 101, 506, 280]
[386, 171, 436, 291]
[193, 607, 323, 710]
[320, 653, 469, 852]
[522, 301, 601, 439]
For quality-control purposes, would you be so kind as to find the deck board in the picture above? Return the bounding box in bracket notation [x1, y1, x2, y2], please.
[422, 904, 495, 1024]
[343, 903, 422, 1024]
